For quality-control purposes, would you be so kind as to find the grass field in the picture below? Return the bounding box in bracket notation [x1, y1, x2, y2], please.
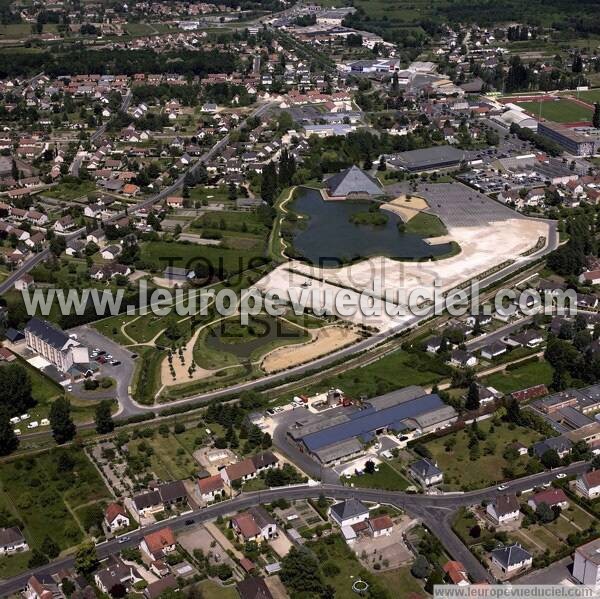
[515, 99, 592, 123]
[559, 89, 600, 104]
[404, 212, 448, 238]
[45, 179, 96, 201]
[300, 349, 450, 400]
[377, 567, 424, 598]
[197, 580, 238, 599]
[0, 447, 110, 570]
[425, 419, 542, 490]
[482, 359, 553, 394]
[140, 240, 265, 278]
[93, 313, 139, 345]
[130, 345, 164, 404]
[347, 462, 411, 491]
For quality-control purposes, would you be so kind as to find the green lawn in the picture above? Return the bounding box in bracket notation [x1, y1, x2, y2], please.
[404, 212, 448, 238]
[560, 89, 600, 104]
[46, 179, 96, 201]
[191, 210, 270, 238]
[347, 462, 411, 491]
[515, 99, 592, 123]
[483, 359, 553, 394]
[300, 349, 450, 399]
[130, 345, 164, 405]
[140, 240, 266, 277]
[424, 419, 542, 490]
[0, 448, 110, 559]
[93, 313, 139, 345]
[188, 185, 231, 205]
[377, 567, 424, 598]
[197, 580, 239, 599]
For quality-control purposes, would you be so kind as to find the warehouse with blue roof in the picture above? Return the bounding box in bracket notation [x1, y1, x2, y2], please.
[287, 385, 457, 465]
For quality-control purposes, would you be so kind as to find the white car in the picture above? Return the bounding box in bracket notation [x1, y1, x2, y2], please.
[9, 417, 20, 425]
[20, 414, 30, 420]
[497, 484, 508, 491]
[67, 385, 73, 392]
[106, 354, 113, 360]
[556, 473, 567, 479]
[27, 421, 39, 429]
[40, 418, 50, 426]
[13, 429, 21, 436]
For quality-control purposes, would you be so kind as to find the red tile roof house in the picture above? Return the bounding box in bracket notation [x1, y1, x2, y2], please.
[443, 560, 469, 586]
[140, 527, 177, 563]
[527, 488, 569, 511]
[576, 470, 600, 499]
[231, 507, 277, 543]
[220, 452, 279, 489]
[196, 474, 226, 503]
[368, 515, 393, 538]
[104, 502, 130, 532]
[24, 575, 55, 599]
[166, 195, 184, 208]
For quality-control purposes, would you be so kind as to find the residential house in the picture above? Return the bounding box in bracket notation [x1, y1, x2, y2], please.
[0, 526, 28, 555]
[409, 458, 443, 487]
[132, 490, 163, 518]
[94, 559, 139, 594]
[53, 215, 75, 233]
[104, 503, 130, 533]
[368, 515, 393, 538]
[480, 342, 507, 360]
[231, 507, 276, 543]
[425, 336, 443, 353]
[196, 475, 226, 503]
[152, 480, 188, 507]
[531, 436, 572, 459]
[527, 488, 569, 511]
[140, 527, 176, 563]
[87, 229, 106, 245]
[573, 537, 600, 584]
[486, 494, 520, 525]
[14, 274, 34, 291]
[24, 575, 59, 599]
[576, 469, 600, 499]
[329, 498, 369, 528]
[443, 560, 469, 586]
[449, 349, 477, 368]
[236, 577, 274, 599]
[144, 575, 178, 599]
[101, 245, 121, 260]
[166, 196, 184, 208]
[490, 544, 532, 575]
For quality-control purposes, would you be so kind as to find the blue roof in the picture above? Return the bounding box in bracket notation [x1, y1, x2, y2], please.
[302, 393, 446, 451]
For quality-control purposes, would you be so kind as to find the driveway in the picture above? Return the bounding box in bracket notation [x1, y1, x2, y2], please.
[69, 324, 138, 418]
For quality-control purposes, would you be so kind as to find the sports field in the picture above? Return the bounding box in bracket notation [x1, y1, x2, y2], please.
[515, 98, 592, 123]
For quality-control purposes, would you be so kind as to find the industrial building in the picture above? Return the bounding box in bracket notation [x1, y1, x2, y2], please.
[537, 122, 600, 156]
[287, 385, 457, 465]
[387, 145, 466, 172]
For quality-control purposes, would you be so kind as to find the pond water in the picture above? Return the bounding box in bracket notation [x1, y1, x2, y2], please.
[290, 188, 453, 265]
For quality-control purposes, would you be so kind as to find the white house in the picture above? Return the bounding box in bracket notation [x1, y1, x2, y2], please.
[491, 544, 532, 575]
[329, 498, 369, 528]
[576, 470, 600, 499]
[101, 245, 121, 260]
[104, 502, 130, 533]
[196, 475, 226, 503]
[486, 494, 520, 525]
[368, 515, 393, 538]
[0, 527, 28, 555]
[574, 538, 600, 584]
[409, 458, 443, 487]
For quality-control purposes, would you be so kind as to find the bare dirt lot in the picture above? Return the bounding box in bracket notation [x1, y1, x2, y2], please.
[382, 194, 429, 222]
[260, 325, 361, 373]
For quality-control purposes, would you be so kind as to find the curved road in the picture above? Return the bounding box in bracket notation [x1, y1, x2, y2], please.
[0, 460, 587, 595]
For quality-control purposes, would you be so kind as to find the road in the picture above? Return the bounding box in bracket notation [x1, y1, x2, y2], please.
[0, 461, 587, 595]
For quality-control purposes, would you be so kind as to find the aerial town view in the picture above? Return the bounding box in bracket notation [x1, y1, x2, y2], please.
[4, 0, 600, 597]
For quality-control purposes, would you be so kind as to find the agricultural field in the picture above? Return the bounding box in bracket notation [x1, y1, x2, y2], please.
[424, 419, 542, 490]
[0, 448, 111, 575]
[45, 179, 96, 201]
[515, 98, 592, 123]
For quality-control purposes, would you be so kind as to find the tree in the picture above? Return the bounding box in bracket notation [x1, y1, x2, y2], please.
[0, 363, 34, 415]
[74, 542, 98, 576]
[540, 448, 560, 469]
[49, 397, 76, 444]
[94, 400, 114, 434]
[465, 381, 480, 411]
[28, 548, 49, 568]
[109, 583, 127, 598]
[280, 546, 326, 596]
[535, 501, 556, 523]
[594, 103, 600, 129]
[411, 554, 431, 579]
[0, 408, 18, 456]
[41, 535, 60, 558]
[364, 460, 375, 474]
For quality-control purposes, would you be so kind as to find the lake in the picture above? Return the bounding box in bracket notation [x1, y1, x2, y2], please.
[290, 188, 453, 265]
